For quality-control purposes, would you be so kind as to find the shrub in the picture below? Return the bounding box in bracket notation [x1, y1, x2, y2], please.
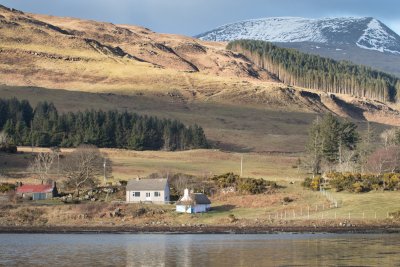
[211, 173, 239, 188]
[283, 197, 293, 203]
[302, 176, 322, 191]
[0, 183, 16, 193]
[0, 143, 17, 153]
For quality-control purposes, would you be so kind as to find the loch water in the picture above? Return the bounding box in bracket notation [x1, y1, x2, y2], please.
[0, 233, 399, 266]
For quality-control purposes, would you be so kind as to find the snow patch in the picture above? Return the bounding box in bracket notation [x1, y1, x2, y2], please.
[356, 19, 400, 54]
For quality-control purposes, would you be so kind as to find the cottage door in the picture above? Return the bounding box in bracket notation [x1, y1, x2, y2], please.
[146, 192, 151, 201]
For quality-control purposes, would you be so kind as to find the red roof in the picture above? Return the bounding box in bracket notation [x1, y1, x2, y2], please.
[16, 184, 54, 194]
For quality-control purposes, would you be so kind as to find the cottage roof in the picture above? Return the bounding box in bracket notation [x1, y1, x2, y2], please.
[16, 184, 54, 194]
[177, 193, 211, 205]
[126, 178, 168, 191]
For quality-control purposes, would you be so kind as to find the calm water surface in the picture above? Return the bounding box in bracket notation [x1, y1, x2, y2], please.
[0, 233, 399, 266]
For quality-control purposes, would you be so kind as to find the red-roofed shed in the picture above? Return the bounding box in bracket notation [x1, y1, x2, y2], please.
[16, 183, 58, 200]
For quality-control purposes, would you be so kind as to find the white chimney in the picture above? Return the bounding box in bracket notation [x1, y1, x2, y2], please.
[182, 188, 191, 201]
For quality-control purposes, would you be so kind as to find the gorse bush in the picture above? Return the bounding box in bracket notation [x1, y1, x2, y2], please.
[301, 176, 322, 191]
[211, 173, 277, 195]
[321, 172, 400, 193]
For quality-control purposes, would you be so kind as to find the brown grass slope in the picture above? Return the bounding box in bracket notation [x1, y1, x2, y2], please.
[0, 5, 399, 153]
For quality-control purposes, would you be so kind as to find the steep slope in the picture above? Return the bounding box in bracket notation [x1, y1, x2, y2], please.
[196, 17, 400, 76]
[0, 4, 273, 94]
[196, 17, 400, 54]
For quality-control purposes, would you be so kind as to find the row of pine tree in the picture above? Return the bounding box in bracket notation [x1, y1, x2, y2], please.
[0, 98, 209, 151]
[227, 40, 400, 103]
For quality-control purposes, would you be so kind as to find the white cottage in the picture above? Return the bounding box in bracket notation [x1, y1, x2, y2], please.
[126, 178, 170, 204]
[176, 189, 211, 213]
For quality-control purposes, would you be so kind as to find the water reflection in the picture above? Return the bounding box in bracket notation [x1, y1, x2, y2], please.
[0, 233, 400, 266]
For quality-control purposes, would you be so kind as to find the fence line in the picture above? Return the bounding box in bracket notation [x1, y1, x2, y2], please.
[266, 207, 393, 221]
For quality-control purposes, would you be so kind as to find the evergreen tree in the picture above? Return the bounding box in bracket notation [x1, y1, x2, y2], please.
[227, 40, 400, 102]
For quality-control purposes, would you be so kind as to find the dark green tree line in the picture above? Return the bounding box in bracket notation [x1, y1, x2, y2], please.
[0, 98, 209, 150]
[227, 40, 400, 102]
[305, 113, 359, 175]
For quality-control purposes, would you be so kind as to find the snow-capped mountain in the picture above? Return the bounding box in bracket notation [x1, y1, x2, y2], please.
[196, 17, 400, 55]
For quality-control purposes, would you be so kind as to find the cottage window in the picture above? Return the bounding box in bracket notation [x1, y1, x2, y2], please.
[154, 192, 160, 197]
[146, 192, 150, 197]
[134, 192, 140, 197]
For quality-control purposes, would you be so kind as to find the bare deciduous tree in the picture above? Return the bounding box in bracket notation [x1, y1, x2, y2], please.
[335, 149, 358, 173]
[62, 145, 103, 197]
[29, 152, 56, 182]
[367, 146, 400, 174]
[380, 128, 397, 148]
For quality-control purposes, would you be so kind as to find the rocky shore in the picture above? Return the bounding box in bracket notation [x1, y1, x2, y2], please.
[1, 225, 400, 234]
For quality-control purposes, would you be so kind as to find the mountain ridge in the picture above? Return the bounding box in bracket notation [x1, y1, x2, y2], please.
[196, 16, 400, 55]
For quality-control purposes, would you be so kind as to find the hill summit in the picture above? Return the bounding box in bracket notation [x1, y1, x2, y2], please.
[196, 17, 400, 55]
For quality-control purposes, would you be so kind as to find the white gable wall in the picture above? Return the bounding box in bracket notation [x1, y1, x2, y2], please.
[176, 204, 211, 213]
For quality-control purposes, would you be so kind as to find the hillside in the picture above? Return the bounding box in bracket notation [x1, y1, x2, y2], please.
[0, 5, 399, 153]
[0, 4, 273, 94]
[227, 40, 400, 103]
[196, 17, 400, 77]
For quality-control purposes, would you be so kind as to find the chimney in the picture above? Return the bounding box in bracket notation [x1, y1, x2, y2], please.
[182, 188, 191, 201]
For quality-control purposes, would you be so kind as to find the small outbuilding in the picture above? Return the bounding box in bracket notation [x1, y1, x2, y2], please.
[176, 189, 211, 213]
[126, 178, 170, 204]
[16, 182, 58, 200]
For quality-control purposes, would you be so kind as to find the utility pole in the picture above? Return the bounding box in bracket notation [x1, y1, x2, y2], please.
[240, 155, 243, 177]
[103, 158, 106, 184]
[30, 119, 33, 153]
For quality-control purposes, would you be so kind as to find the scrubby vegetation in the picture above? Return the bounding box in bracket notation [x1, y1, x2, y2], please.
[228, 40, 400, 102]
[327, 172, 400, 193]
[0, 183, 16, 193]
[0, 98, 208, 151]
[210, 173, 278, 195]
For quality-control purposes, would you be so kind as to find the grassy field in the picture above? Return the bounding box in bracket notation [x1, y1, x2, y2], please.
[7, 147, 304, 182]
[0, 86, 390, 154]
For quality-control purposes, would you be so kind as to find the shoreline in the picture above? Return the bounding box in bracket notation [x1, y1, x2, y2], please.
[1, 225, 400, 234]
